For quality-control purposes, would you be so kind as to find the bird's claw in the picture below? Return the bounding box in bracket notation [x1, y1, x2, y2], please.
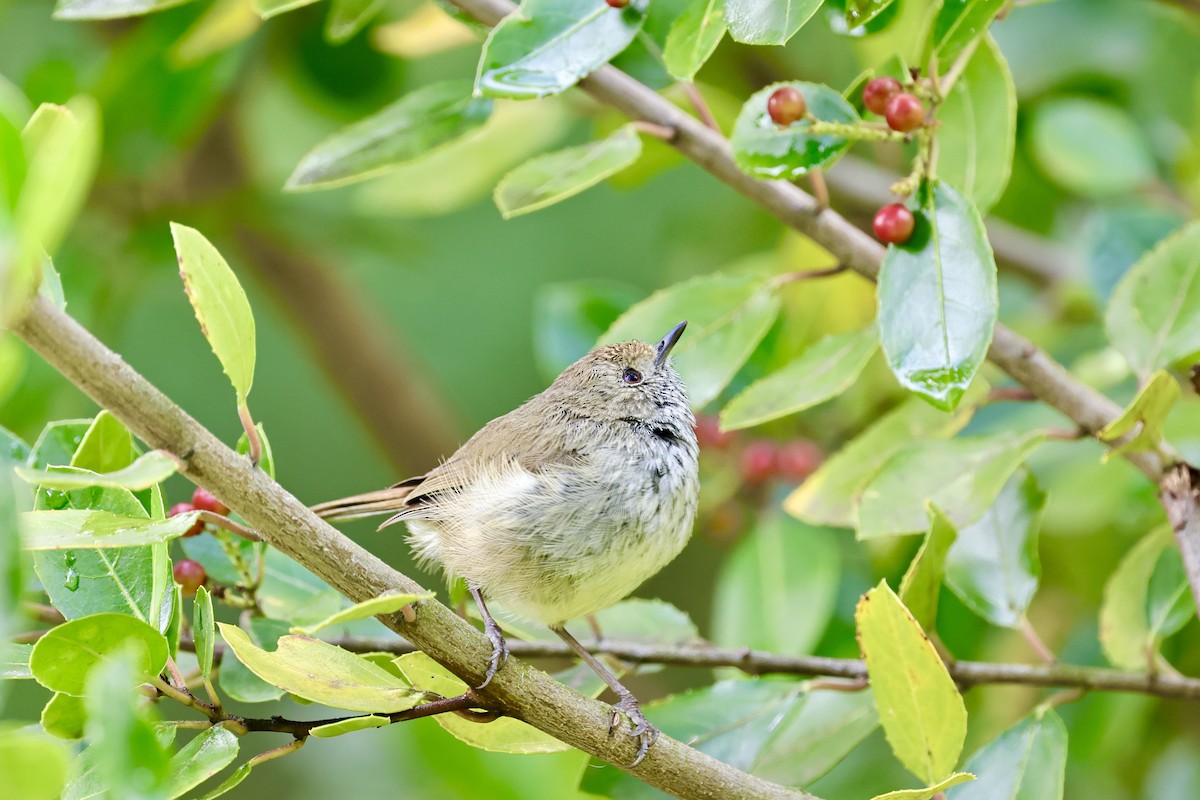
[476, 616, 508, 689]
[609, 693, 659, 767]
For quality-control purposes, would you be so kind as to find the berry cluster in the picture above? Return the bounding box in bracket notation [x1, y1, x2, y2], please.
[167, 487, 230, 596]
[861, 76, 927, 245]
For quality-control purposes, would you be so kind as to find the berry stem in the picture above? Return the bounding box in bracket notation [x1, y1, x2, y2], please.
[805, 120, 907, 142]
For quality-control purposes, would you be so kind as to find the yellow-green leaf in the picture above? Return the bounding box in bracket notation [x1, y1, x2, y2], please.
[1098, 369, 1180, 461]
[310, 715, 391, 738]
[898, 505, 958, 630]
[30, 613, 169, 696]
[0, 728, 70, 800]
[394, 651, 569, 753]
[217, 623, 421, 712]
[170, 223, 256, 403]
[194, 585, 215, 678]
[289, 590, 435, 636]
[41, 692, 86, 740]
[856, 581, 967, 784]
[721, 326, 878, 430]
[20, 509, 202, 549]
[1099, 525, 1183, 671]
[872, 772, 975, 799]
[16, 449, 179, 491]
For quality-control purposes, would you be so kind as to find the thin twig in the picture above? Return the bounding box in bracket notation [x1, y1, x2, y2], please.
[237, 402, 262, 467]
[808, 169, 829, 213]
[634, 120, 677, 141]
[1019, 618, 1057, 665]
[175, 632, 1200, 702]
[196, 510, 260, 542]
[770, 265, 847, 288]
[683, 83, 719, 131]
[1160, 464, 1200, 618]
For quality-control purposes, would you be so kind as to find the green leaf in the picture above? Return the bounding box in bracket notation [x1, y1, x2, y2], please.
[193, 586, 215, 678]
[581, 681, 878, 796]
[257, 547, 344, 625]
[785, 398, 975, 528]
[395, 651, 570, 753]
[6, 98, 99, 326]
[927, 0, 1006, 63]
[947, 708, 1066, 800]
[253, 0, 318, 20]
[713, 515, 840, 657]
[53, 0, 195, 19]
[1146, 546, 1194, 644]
[1100, 525, 1182, 670]
[944, 469, 1045, 629]
[164, 726, 239, 799]
[217, 617, 287, 703]
[936, 36, 1015, 215]
[877, 179, 997, 411]
[1028, 98, 1155, 198]
[874, 773, 976, 800]
[600, 271, 779, 407]
[725, 0, 823, 45]
[857, 431, 1044, 539]
[732, 82, 859, 179]
[721, 326, 878, 430]
[325, 0, 386, 43]
[30, 613, 169, 696]
[28, 419, 91, 469]
[494, 125, 643, 219]
[310, 715, 391, 738]
[16, 450, 179, 491]
[171, 223, 256, 403]
[1098, 370, 1180, 461]
[290, 590, 434, 636]
[1105, 222, 1200, 378]
[1, 642, 32, 678]
[856, 581, 967, 785]
[192, 762, 252, 800]
[20, 509, 201, 549]
[0, 729, 70, 800]
[476, 0, 647, 99]
[845, 0, 897, 28]
[42, 691, 87, 739]
[663, 0, 727, 81]
[899, 505, 958, 630]
[70, 411, 136, 476]
[286, 82, 492, 191]
[1083, 205, 1182, 303]
[218, 623, 422, 712]
[84, 651, 171, 800]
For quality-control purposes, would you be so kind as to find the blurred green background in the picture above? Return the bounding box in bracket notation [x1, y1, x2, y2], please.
[3, 0, 1200, 797]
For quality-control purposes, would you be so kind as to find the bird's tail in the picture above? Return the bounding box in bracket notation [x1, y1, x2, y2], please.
[310, 484, 416, 523]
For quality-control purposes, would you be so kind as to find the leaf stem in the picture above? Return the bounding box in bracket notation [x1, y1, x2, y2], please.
[238, 401, 262, 466]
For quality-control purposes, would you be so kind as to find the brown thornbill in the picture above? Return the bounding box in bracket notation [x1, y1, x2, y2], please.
[313, 322, 699, 765]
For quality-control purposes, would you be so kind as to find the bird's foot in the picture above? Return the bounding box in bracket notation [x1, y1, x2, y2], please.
[477, 615, 508, 689]
[609, 692, 659, 767]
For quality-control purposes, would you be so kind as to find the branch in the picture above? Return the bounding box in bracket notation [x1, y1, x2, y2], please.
[180, 634, 1200, 703]
[12, 294, 808, 800]
[1161, 464, 1200, 620]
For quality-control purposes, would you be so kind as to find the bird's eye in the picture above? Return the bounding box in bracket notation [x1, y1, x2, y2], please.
[622, 368, 643, 385]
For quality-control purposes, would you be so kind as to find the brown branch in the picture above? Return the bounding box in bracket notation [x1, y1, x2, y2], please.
[235, 692, 491, 737]
[12, 293, 809, 800]
[232, 226, 461, 476]
[175, 633, 1200, 703]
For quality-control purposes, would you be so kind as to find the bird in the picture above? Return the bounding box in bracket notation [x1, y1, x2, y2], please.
[311, 321, 699, 765]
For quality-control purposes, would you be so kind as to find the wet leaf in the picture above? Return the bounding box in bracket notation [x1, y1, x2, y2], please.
[725, 0, 823, 45]
[877, 179, 997, 411]
[732, 82, 859, 179]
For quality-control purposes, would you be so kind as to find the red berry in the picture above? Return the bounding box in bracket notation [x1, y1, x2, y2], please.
[766, 86, 807, 127]
[605, 0, 629, 7]
[873, 203, 916, 244]
[695, 414, 736, 450]
[173, 559, 207, 596]
[862, 76, 902, 116]
[884, 92, 925, 132]
[740, 440, 778, 485]
[169, 502, 205, 538]
[777, 440, 824, 482]
[191, 487, 229, 516]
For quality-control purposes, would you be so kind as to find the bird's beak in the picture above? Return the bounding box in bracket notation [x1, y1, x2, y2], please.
[654, 321, 687, 367]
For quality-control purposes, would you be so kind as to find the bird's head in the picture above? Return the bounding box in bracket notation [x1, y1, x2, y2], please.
[549, 321, 691, 427]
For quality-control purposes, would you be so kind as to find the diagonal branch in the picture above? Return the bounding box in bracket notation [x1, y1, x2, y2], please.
[12, 294, 809, 800]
